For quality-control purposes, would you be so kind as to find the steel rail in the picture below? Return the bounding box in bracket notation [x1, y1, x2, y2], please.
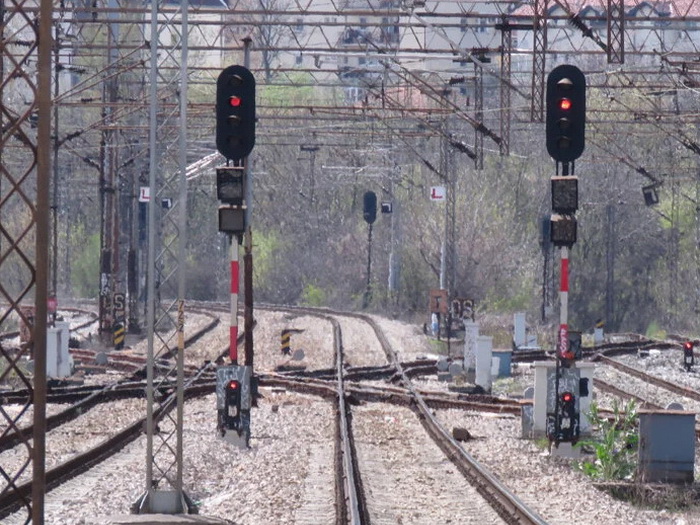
[256, 304, 368, 523]
[331, 318, 364, 525]
[0, 307, 220, 464]
[357, 311, 548, 525]
[594, 353, 700, 403]
[0, 325, 239, 521]
[257, 304, 547, 525]
[0, 307, 98, 343]
[595, 377, 700, 442]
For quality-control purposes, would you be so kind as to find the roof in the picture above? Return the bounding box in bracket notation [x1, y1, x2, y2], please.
[510, 0, 700, 18]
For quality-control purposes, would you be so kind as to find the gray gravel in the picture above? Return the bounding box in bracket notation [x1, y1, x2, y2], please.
[4, 313, 700, 524]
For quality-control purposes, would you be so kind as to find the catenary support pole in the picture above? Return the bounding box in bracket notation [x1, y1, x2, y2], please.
[243, 37, 254, 371]
[32, 0, 53, 520]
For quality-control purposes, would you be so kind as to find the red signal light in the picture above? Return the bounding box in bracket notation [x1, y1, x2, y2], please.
[229, 96, 242, 107]
[559, 98, 572, 111]
[227, 380, 240, 390]
[561, 392, 573, 403]
[684, 341, 693, 351]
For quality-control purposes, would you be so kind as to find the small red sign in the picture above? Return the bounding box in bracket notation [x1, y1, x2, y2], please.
[47, 296, 58, 314]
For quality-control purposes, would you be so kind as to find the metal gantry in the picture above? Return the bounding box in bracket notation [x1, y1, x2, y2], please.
[6, 0, 700, 520]
[133, 0, 192, 514]
[0, 0, 53, 522]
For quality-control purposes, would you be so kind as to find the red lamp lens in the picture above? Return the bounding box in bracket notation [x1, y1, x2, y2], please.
[229, 96, 242, 107]
[559, 98, 572, 111]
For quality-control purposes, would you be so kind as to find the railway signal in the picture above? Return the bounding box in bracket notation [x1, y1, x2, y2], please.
[557, 391, 580, 442]
[363, 191, 377, 224]
[545, 68, 586, 447]
[216, 65, 256, 161]
[225, 379, 242, 428]
[683, 341, 694, 372]
[216, 365, 252, 448]
[546, 65, 585, 164]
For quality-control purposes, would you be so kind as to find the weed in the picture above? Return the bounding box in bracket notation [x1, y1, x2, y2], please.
[576, 399, 639, 481]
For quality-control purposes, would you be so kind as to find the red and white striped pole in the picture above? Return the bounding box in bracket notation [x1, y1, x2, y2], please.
[558, 246, 573, 360]
[230, 238, 239, 364]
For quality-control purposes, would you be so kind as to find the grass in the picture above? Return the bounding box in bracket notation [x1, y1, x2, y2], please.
[594, 482, 700, 510]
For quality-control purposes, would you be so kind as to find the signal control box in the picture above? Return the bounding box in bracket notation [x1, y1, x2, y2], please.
[216, 364, 252, 448]
[545, 365, 583, 443]
[532, 361, 595, 444]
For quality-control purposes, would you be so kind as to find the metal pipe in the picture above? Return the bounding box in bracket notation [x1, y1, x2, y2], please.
[230, 239, 240, 365]
[176, 0, 189, 500]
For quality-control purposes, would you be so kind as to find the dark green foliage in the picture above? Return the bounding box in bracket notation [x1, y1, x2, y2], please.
[576, 400, 639, 481]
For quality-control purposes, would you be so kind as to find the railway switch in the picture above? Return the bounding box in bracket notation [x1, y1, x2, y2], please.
[683, 341, 694, 372]
[546, 65, 585, 163]
[216, 65, 256, 161]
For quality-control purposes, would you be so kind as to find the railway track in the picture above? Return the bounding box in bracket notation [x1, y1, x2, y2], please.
[0, 307, 226, 519]
[0, 307, 98, 345]
[267, 305, 546, 525]
[6, 302, 683, 523]
[593, 353, 700, 404]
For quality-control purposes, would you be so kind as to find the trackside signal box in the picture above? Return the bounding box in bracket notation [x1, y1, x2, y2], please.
[216, 364, 252, 448]
[532, 362, 595, 447]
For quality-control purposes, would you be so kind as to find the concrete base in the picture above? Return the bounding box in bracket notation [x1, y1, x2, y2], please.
[89, 516, 229, 525]
[521, 402, 533, 439]
[437, 371, 451, 382]
[447, 384, 478, 394]
[223, 427, 250, 449]
[550, 441, 581, 459]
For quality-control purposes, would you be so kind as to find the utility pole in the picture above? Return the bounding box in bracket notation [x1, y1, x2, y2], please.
[243, 37, 255, 374]
[605, 204, 616, 330]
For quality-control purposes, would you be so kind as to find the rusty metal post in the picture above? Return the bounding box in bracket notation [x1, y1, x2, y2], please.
[243, 38, 255, 372]
[32, 0, 54, 521]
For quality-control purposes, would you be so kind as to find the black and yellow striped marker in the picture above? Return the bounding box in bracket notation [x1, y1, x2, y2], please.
[114, 323, 125, 350]
[281, 328, 304, 355]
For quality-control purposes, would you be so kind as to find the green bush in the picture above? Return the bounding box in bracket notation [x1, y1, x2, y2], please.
[300, 283, 326, 307]
[645, 321, 667, 340]
[576, 399, 639, 481]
